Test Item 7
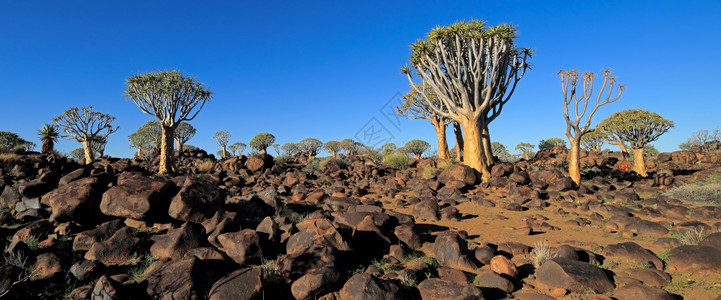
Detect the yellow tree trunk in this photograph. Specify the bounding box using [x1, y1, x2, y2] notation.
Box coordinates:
[632, 148, 647, 177]
[615, 141, 629, 159]
[81, 140, 93, 165]
[460, 118, 490, 181]
[568, 138, 581, 185]
[433, 119, 450, 160]
[159, 126, 175, 174]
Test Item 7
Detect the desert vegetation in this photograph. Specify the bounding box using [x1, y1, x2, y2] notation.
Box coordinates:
[1, 14, 721, 300]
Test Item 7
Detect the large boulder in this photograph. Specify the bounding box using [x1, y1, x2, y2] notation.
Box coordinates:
[150, 222, 207, 259]
[438, 164, 477, 188]
[100, 174, 173, 220]
[208, 267, 263, 300]
[217, 229, 263, 265]
[418, 278, 483, 300]
[41, 176, 102, 223]
[339, 273, 405, 300]
[604, 242, 664, 270]
[73, 219, 124, 251]
[169, 176, 225, 223]
[291, 267, 341, 300]
[84, 227, 140, 266]
[535, 258, 614, 293]
[142, 257, 227, 299]
[613, 283, 675, 300]
[433, 231, 479, 273]
[668, 245, 721, 273]
[286, 218, 351, 255]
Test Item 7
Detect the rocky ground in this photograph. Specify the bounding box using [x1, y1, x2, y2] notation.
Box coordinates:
[1, 145, 720, 300]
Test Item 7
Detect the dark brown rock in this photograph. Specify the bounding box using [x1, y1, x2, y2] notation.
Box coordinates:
[668, 245, 721, 273]
[150, 222, 207, 259]
[612, 283, 675, 300]
[31, 252, 62, 280]
[73, 219, 124, 251]
[286, 218, 350, 255]
[411, 199, 440, 221]
[394, 224, 421, 249]
[84, 226, 140, 265]
[418, 278, 483, 300]
[217, 229, 263, 265]
[142, 257, 226, 299]
[208, 267, 263, 300]
[291, 267, 341, 300]
[42, 177, 102, 223]
[339, 273, 405, 300]
[169, 176, 225, 223]
[438, 164, 477, 188]
[535, 258, 614, 293]
[473, 270, 514, 293]
[605, 242, 664, 270]
[70, 260, 103, 281]
[100, 175, 172, 220]
[434, 231, 479, 273]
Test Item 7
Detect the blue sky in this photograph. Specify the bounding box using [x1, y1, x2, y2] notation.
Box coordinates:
[1, 1, 719, 158]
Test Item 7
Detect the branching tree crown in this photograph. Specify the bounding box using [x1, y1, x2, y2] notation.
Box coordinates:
[174, 122, 196, 152]
[298, 138, 323, 158]
[404, 140, 430, 159]
[324, 140, 341, 157]
[53, 106, 118, 163]
[250, 133, 276, 155]
[598, 109, 674, 149]
[128, 121, 162, 157]
[515, 142, 535, 160]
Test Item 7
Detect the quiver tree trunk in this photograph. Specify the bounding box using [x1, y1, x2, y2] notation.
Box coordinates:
[615, 141, 629, 159]
[175, 138, 184, 153]
[81, 140, 93, 164]
[459, 117, 490, 181]
[453, 122, 464, 162]
[159, 126, 175, 174]
[433, 119, 450, 160]
[222, 147, 227, 159]
[632, 148, 647, 177]
[568, 138, 581, 185]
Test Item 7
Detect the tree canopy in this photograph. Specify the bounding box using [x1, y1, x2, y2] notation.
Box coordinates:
[53, 106, 118, 163]
[250, 132, 276, 155]
[598, 109, 674, 149]
[403, 139, 430, 159]
[538, 137, 566, 151]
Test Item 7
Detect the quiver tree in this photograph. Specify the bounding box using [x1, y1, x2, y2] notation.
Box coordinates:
[298, 138, 323, 160]
[402, 20, 531, 180]
[174, 122, 196, 153]
[598, 109, 673, 177]
[250, 132, 276, 155]
[515, 142, 535, 160]
[380, 142, 397, 156]
[560, 69, 623, 184]
[272, 144, 281, 156]
[340, 139, 362, 155]
[403, 140, 430, 159]
[580, 129, 606, 152]
[89, 135, 107, 157]
[214, 130, 230, 159]
[281, 143, 299, 157]
[324, 140, 341, 158]
[228, 142, 247, 157]
[538, 137, 567, 151]
[125, 70, 212, 174]
[37, 123, 60, 154]
[53, 106, 118, 164]
[397, 84, 451, 160]
[128, 121, 162, 158]
[679, 128, 720, 152]
[491, 142, 512, 162]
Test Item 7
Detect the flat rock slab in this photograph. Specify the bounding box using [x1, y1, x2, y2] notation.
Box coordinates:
[668, 245, 721, 273]
[605, 242, 663, 270]
[535, 258, 614, 293]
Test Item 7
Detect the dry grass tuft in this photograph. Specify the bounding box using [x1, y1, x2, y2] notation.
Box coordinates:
[532, 241, 552, 269]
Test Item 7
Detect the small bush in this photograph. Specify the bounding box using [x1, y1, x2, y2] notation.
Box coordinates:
[532, 241, 552, 269]
[195, 159, 215, 173]
[302, 159, 320, 173]
[319, 157, 348, 169]
[383, 153, 410, 169]
[422, 167, 437, 179]
[679, 227, 708, 245]
[665, 183, 721, 205]
[437, 159, 453, 169]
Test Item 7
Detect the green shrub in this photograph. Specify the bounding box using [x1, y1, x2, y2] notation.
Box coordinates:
[422, 167, 437, 179]
[383, 153, 410, 169]
[302, 158, 321, 173]
[319, 157, 348, 169]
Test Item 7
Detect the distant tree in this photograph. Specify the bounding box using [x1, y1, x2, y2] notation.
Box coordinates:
[644, 144, 660, 156]
[380, 142, 397, 156]
[298, 138, 323, 160]
[89, 135, 107, 157]
[324, 140, 341, 158]
[679, 127, 720, 152]
[515, 142, 535, 160]
[538, 138, 567, 151]
[0, 131, 30, 153]
[228, 142, 247, 157]
[214, 130, 230, 159]
[250, 132, 276, 155]
[598, 109, 673, 177]
[580, 129, 607, 152]
[125, 70, 212, 173]
[37, 123, 60, 154]
[281, 142, 299, 156]
[340, 139, 362, 155]
[54, 106, 118, 164]
[560, 69, 623, 184]
[403, 140, 430, 159]
[402, 20, 531, 180]
[397, 83, 451, 160]
[491, 142, 512, 162]
[128, 121, 162, 158]
[70, 148, 85, 161]
[272, 144, 281, 156]
[174, 122, 196, 152]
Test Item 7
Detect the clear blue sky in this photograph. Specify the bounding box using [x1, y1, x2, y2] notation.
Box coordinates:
[1, 1, 720, 158]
